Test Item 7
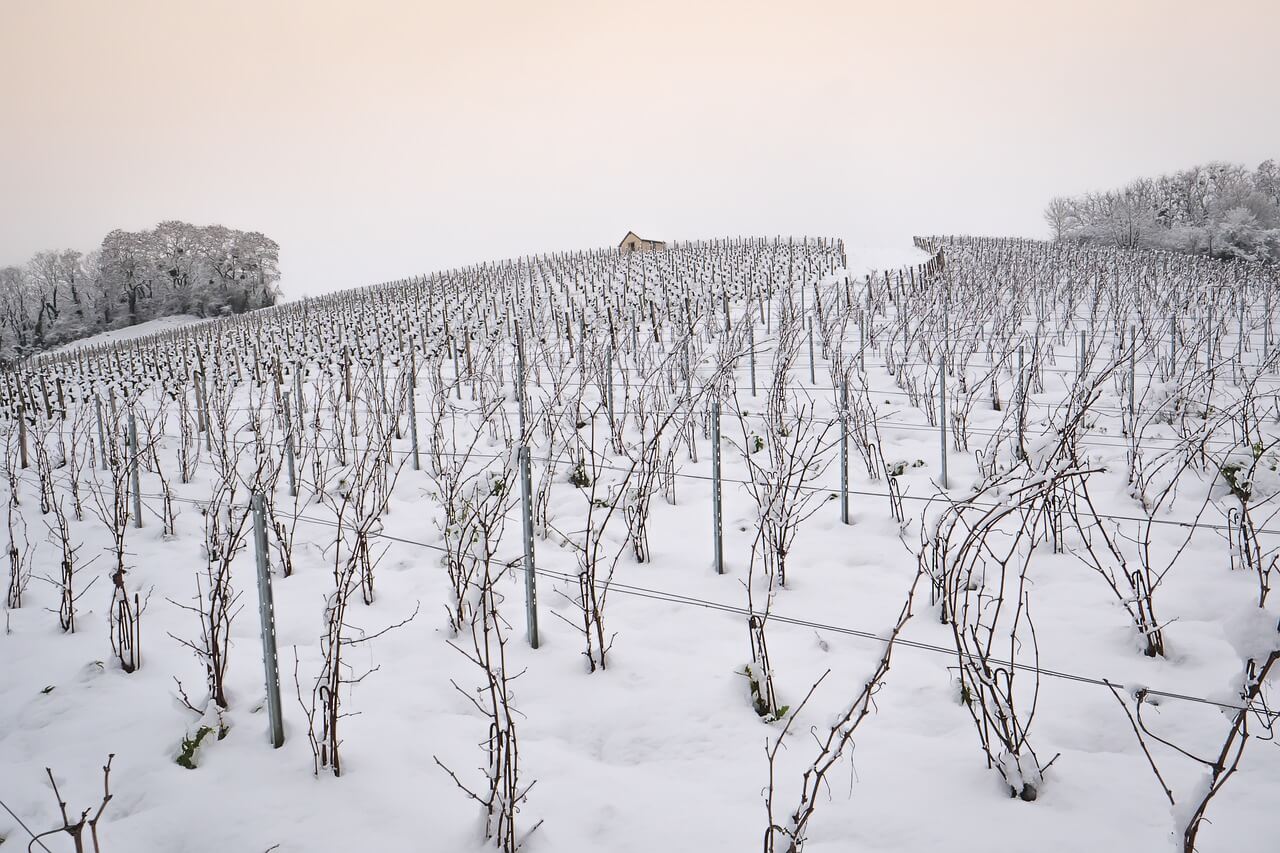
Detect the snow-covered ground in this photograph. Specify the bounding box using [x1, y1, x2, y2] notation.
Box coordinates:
[51, 315, 209, 353]
[844, 244, 930, 277]
[1, 238, 1277, 853]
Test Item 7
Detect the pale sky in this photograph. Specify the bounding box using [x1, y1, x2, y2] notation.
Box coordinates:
[1, 0, 1276, 297]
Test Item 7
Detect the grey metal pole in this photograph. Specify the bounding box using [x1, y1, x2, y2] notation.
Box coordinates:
[1128, 325, 1137, 436]
[605, 346, 615, 429]
[840, 380, 849, 525]
[858, 312, 866, 372]
[200, 376, 211, 453]
[711, 399, 723, 574]
[282, 392, 297, 497]
[939, 354, 949, 489]
[1016, 344, 1025, 460]
[293, 367, 305, 425]
[748, 320, 757, 397]
[450, 332, 462, 400]
[251, 493, 285, 748]
[807, 321, 816, 385]
[128, 411, 142, 528]
[16, 403, 28, 470]
[95, 395, 107, 471]
[1265, 290, 1272, 366]
[193, 374, 206, 435]
[1234, 293, 1244, 384]
[12, 399, 29, 471]
[519, 446, 539, 648]
[407, 352, 420, 472]
[684, 336, 692, 401]
[515, 324, 527, 441]
[1206, 302, 1213, 376]
[684, 337, 696, 463]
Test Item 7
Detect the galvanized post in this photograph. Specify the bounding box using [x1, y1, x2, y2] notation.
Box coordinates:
[1265, 289, 1272, 366]
[684, 335, 692, 401]
[807, 320, 816, 385]
[1016, 344, 1025, 460]
[251, 493, 285, 748]
[1239, 293, 1246, 359]
[200, 376, 211, 453]
[938, 354, 949, 489]
[406, 351, 420, 471]
[450, 331, 462, 400]
[282, 392, 297, 497]
[128, 411, 142, 528]
[292, 367, 305, 424]
[858, 312, 866, 372]
[840, 380, 849, 524]
[1206, 301, 1213, 376]
[684, 335, 696, 463]
[96, 395, 107, 471]
[605, 346, 615, 429]
[515, 324, 528, 441]
[1128, 325, 1137, 436]
[518, 446, 539, 648]
[711, 399, 724, 574]
[17, 404, 28, 470]
[1238, 293, 1245, 383]
[193, 372, 207, 434]
[748, 320, 757, 397]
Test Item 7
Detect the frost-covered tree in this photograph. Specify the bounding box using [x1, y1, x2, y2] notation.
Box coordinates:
[1048, 160, 1280, 263]
[0, 220, 281, 360]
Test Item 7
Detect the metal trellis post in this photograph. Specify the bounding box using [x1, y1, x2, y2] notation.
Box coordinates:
[128, 411, 142, 528]
[519, 446, 539, 648]
[712, 400, 724, 574]
[840, 380, 849, 524]
[251, 493, 285, 749]
[282, 393, 297, 496]
[939, 354, 949, 490]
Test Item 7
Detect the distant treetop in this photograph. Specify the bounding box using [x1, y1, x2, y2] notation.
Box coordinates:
[0, 221, 280, 360]
[1045, 160, 1280, 264]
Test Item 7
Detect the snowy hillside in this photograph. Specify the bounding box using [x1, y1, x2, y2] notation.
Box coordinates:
[2, 236, 1278, 853]
[51, 315, 210, 354]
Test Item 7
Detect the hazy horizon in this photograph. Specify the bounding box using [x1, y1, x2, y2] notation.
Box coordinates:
[2, 0, 1277, 297]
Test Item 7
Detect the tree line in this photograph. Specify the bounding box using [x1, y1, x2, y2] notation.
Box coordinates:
[0, 220, 280, 360]
[1044, 160, 1280, 263]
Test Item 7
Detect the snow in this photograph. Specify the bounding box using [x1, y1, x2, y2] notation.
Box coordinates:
[1, 239, 1278, 853]
[50, 315, 209, 353]
[844, 244, 931, 276]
